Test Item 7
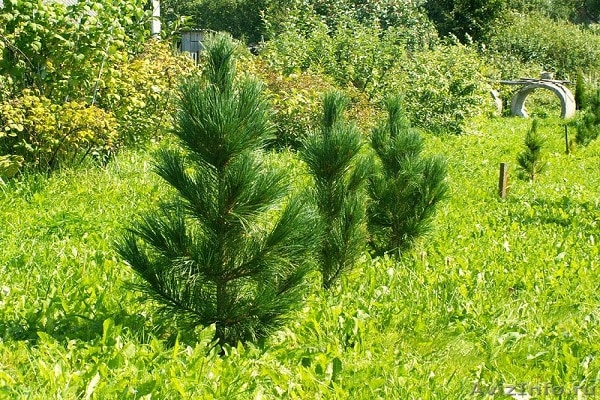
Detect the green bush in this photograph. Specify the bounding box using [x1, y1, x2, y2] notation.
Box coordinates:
[259, 20, 437, 100]
[424, 0, 507, 43]
[487, 11, 600, 79]
[0, 0, 148, 102]
[98, 40, 196, 144]
[0, 91, 118, 171]
[385, 43, 497, 134]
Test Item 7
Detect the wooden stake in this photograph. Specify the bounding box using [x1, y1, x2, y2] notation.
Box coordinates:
[565, 125, 570, 155]
[498, 162, 508, 198]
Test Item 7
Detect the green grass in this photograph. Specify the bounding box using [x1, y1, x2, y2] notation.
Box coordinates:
[1, 117, 600, 398]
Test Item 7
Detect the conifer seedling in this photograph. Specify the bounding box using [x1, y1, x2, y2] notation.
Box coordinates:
[517, 119, 546, 182]
[368, 96, 448, 254]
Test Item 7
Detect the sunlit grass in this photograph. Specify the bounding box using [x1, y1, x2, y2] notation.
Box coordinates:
[1, 116, 599, 398]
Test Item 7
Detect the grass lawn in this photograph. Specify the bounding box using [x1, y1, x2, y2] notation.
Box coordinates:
[1, 116, 599, 399]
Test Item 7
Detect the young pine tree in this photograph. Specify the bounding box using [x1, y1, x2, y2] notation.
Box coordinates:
[368, 96, 448, 254]
[576, 87, 600, 146]
[116, 34, 318, 346]
[575, 69, 586, 111]
[301, 91, 372, 290]
[517, 119, 546, 182]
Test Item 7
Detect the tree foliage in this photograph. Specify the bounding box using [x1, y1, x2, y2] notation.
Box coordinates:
[116, 34, 318, 345]
[0, 1, 195, 174]
[423, 0, 507, 43]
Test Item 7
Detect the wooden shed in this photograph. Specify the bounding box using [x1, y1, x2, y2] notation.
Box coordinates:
[180, 29, 207, 63]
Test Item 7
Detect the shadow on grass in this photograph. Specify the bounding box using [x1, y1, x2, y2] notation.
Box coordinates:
[0, 308, 149, 344]
[506, 195, 598, 230]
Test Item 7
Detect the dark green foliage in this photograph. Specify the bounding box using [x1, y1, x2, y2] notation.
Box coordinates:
[423, 0, 506, 43]
[517, 119, 546, 181]
[163, 0, 268, 43]
[116, 34, 318, 346]
[576, 88, 600, 145]
[575, 70, 586, 110]
[368, 96, 448, 254]
[301, 91, 371, 289]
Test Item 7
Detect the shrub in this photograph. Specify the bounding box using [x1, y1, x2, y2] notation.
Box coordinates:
[259, 19, 436, 100]
[246, 58, 336, 150]
[0, 0, 149, 102]
[368, 96, 448, 253]
[385, 43, 496, 134]
[487, 11, 600, 79]
[0, 91, 118, 171]
[300, 91, 372, 289]
[116, 34, 318, 345]
[98, 40, 196, 144]
[423, 0, 507, 43]
[264, 0, 435, 42]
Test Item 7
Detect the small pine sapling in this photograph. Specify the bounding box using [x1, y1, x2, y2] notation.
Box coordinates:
[517, 119, 546, 182]
[576, 87, 600, 146]
[368, 96, 448, 254]
[300, 91, 372, 290]
[575, 69, 586, 111]
[116, 34, 318, 346]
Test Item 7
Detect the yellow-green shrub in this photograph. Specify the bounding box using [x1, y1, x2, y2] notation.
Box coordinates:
[99, 40, 197, 144]
[0, 91, 118, 171]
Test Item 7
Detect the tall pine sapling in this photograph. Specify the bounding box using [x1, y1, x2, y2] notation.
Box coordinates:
[116, 34, 318, 346]
[517, 119, 546, 182]
[368, 96, 448, 254]
[301, 91, 371, 290]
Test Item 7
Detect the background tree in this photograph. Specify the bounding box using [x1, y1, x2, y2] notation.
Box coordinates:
[423, 0, 507, 43]
[116, 34, 318, 345]
[162, 0, 269, 43]
[368, 96, 448, 254]
[301, 91, 371, 289]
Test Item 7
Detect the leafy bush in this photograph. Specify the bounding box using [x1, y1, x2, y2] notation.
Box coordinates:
[368, 96, 448, 253]
[0, 0, 149, 102]
[385, 43, 497, 134]
[487, 11, 600, 79]
[117, 34, 318, 345]
[300, 91, 371, 289]
[98, 40, 196, 144]
[265, 0, 434, 41]
[0, 91, 118, 171]
[0, 2, 196, 173]
[259, 20, 437, 100]
[245, 57, 336, 149]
